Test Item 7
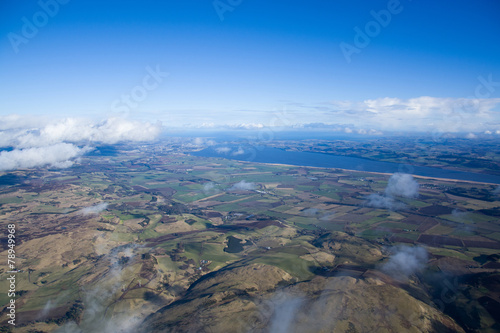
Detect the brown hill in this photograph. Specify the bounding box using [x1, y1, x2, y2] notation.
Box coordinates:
[141, 264, 464, 333]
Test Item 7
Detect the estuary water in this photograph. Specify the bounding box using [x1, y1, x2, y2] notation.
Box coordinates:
[191, 146, 500, 184]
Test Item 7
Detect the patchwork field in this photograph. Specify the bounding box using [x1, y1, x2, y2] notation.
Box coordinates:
[0, 142, 499, 332]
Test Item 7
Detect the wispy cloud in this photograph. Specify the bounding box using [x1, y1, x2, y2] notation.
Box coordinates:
[56, 244, 144, 333]
[229, 180, 256, 191]
[324, 97, 500, 132]
[79, 203, 108, 216]
[231, 147, 245, 156]
[149, 97, 500, 132]
[267, 292, 304, 333]
[215, 147, 231, 154]
[365, 193, 406, 211]
[202, 182, 220, 195]
[365, 173, 419, 211]
[382, 245, 428, 281]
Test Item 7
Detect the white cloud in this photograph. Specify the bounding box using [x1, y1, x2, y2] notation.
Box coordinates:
[130, 97, 500, 132]
[365, 193, 406, 211]
[451, 209, 469, 222]
[0, 143, 89, 171]
[0, 114, 50, 130]
[232, 147, 245, 156]
[382, 245, 428, 281]
[326, 97, 500, 132]
[215, 147, 231, 154]
[384, 173, 419, 198]
[0, 116, 161, 171]
[202, 182, 220, 195]
[365, 173, 418, 211]
[79, 203, 108, 216]
[0, 116, 161, 148]
[192, 137, 204, 146]
[227, 123, 265, 129]
[229, 180, 256, 191]
[56, 244, 143, 332]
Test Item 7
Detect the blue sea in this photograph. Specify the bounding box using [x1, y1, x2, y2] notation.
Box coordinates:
[192, 145, 500, 184]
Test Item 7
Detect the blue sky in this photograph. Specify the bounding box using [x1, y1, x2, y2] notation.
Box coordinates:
[1, 0, 500, 131]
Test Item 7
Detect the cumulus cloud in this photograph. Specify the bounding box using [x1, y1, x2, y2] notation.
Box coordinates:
[232, 147, 245, 156]
[229, 180, 256, 191]
[79, 203, 108, 216]
[382, 245, 428, 281]
[215, 147, 231, 154]
[0, 143, 89, 171]
[192, 137, 215, 146]
[365, 193, 406, 211]
[365, 173, 418, 211]
[0, 116, 161, 148]
[384, 173, 419, 198]
[202, 182, 220, 195]
[0, 116, 161, 171]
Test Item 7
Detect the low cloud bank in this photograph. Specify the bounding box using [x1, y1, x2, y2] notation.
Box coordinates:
[0, 116, 161, 171]
[0, 116, 161, 148]
[0, 143, 90, 171]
